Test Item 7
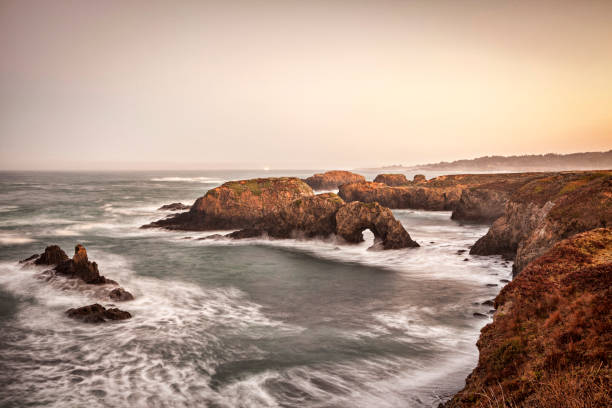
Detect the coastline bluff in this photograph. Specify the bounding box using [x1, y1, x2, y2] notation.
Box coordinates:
[146, 177, 418, 249]
[445, 228, 612, 407]
[470, 171, 612, 274]
[304, 170, 366, 190]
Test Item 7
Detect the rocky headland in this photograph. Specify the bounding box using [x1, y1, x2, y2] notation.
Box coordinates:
[146, 177, 418, 249]
[471, 171, 612, 274]
[446, 228, 611, 407]
[304, 170, 366, 190]
[229, 193, 419, 249]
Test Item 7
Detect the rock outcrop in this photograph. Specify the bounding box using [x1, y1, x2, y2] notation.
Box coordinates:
[21, 244, 134, 300]
[66, 303, 132, 323]
[335, 201, 419, 249]
[304, 170, 365, 190]
[229, 193, 419, 249]
[158, 202, 190, 211]
[338, 181, 461, 210]
[340, 173, 551, 213]
[446, 228, 611, 407]
[143, 177, 314, 231]
[471, 171, 612, 274]
[373, 173, 410, 186]
[54, 244, 114, 284]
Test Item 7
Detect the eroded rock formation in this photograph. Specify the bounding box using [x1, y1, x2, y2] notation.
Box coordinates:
[446, 228, 611, 407]
[335, 201, 419, 249]
[229, 193, 419, 249]
[304, 170, 365, 190]
[143, 177, 314, 230]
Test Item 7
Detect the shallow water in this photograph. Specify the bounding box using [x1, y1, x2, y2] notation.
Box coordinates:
[0, 171, 510, 407]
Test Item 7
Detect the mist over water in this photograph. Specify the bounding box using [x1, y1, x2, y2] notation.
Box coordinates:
[0, 171, 510, 407]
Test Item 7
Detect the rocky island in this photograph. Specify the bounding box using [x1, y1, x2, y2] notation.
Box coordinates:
[146, 177, 418, 249]
[304, 170, 366, 190]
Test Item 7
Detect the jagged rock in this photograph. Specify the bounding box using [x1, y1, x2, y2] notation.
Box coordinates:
[158, 202, 190, 211]
[23, 245, 70, 266]
[304, 171, 365, 190]
[473, 312, 488, 318]
[373, 173, 410, 186]
[54, 244, 113, 284]
[335, 201, 419, 249]
[109, 287, 134, 301]
[19, 254, 39, 264]
[66, 303, 131, 323]
[143, 177, 314, 231]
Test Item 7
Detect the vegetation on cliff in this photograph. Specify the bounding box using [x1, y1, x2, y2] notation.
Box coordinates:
[304, 170, 366, 190]
[447, 228, 611, 407]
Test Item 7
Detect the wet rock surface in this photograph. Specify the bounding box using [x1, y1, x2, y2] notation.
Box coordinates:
[158, 202, 190, 211]
[66, 304, 132, 323]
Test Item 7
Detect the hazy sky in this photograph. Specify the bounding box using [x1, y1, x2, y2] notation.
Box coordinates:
[1, 0, 611, 170]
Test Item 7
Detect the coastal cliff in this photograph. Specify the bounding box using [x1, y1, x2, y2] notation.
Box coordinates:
[471, 171, 612, 274]
[446, 228, 611, 407]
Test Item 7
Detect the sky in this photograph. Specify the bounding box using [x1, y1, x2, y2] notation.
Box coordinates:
[1, 0, 611, 170]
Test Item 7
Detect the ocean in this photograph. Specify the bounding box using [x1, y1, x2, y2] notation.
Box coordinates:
[0, 170, 510, 407]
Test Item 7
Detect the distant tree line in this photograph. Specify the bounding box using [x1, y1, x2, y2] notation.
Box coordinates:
[390, 150, 612, 171]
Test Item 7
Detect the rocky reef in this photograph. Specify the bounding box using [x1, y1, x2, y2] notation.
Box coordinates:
[66, 304, 132, 323]
[158, 202, 190, 211]
[21, 244, 134, 322]
[228, 193, 419, 249]
[471, 171, 612, 274]
[144, 177, 314, 230]
[446, 228, 611, 407]
[304, 170, 365, 190]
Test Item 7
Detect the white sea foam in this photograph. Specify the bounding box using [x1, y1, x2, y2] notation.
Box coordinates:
[0, 205, 19, 213]
[151, 176, 225, 184]
[0, 251, 300, 407]
[0, 232, 35, 245]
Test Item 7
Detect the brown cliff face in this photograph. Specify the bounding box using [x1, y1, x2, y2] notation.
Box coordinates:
[144, 177, 314, 231]
[471, 171, 612, 274]
[335, 201, 419, 249]
[338, 181, 461, 210]
[229, 193, 419, 250]
[304, 170, 366, 190]
[446, 228, 611, 407]
[340, 173, 551, 213]
[373, 173, 410, 186]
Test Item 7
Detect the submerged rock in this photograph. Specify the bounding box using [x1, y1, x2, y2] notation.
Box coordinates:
[109, 287, 134, 301]
[304, 170, 365, 190]
[158, 202, 190, 211]
[66, 303, 131, 323]
[143, 177, 314, 231]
